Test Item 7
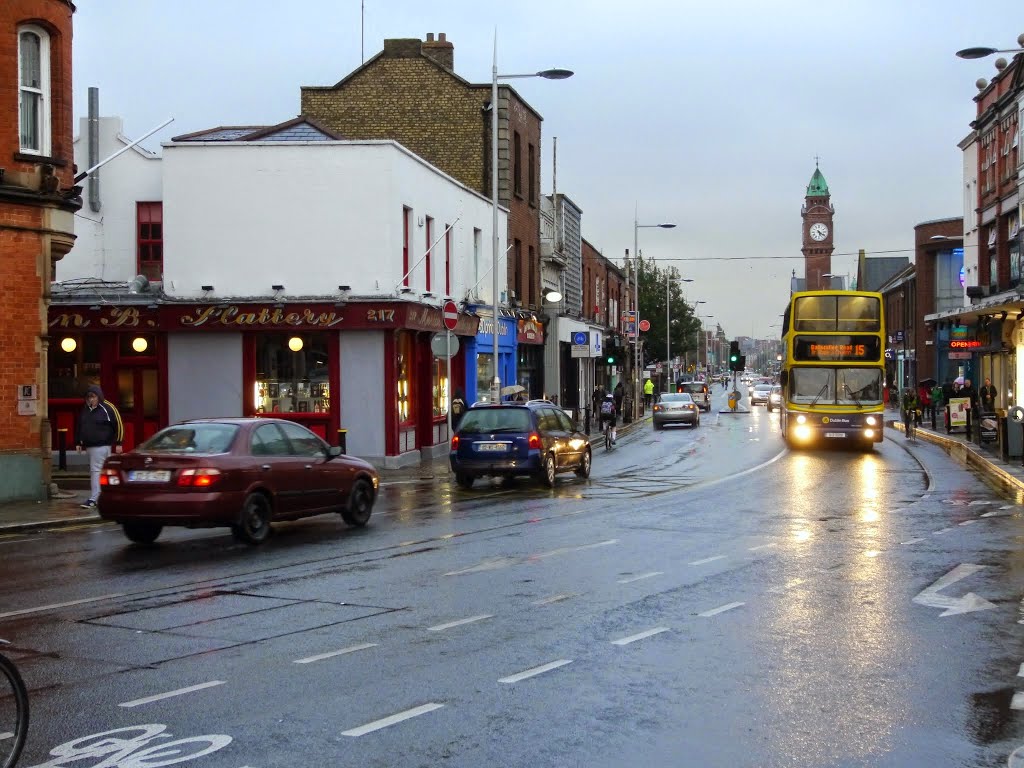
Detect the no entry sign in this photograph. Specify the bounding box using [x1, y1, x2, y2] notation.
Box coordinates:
[442, 300, 459, 331]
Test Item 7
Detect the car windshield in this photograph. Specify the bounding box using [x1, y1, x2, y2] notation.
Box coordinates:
[458, 408, 533, 433]
[661, 394, 693, 403]
[140, 424, 238, 453]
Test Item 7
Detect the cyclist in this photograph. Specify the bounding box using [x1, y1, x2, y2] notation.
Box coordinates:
[598, 393, 617, 449]
[902, 387, 920, 440]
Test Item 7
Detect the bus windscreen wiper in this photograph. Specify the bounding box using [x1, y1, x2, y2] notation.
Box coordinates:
[810, 382, 830, 408]
[843, 381, 863, 408]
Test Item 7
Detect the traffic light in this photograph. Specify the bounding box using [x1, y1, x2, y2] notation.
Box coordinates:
[604, 346, 621, 366]
[728, 341, 741, 371]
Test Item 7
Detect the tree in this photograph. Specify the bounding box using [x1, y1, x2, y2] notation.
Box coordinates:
[629, 253, 700, 384]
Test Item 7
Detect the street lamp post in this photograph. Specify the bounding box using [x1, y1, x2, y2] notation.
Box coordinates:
[666, 270, 693, 391]
[697, 314, 714, 373]
[955, 36, 1024, 59]
[489, 35, 572, 403]
[632, 214, 675, 418]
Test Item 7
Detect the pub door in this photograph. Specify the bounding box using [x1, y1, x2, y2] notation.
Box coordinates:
[117, 366, 159, 449]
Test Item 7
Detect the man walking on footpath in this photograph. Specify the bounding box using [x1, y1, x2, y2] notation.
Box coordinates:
[75, 385, 124, 509]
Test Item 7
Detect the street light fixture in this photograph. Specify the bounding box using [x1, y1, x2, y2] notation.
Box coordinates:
[630, 216, 676, 417]
[489, 34, 573, 403]
[955, 35, 1024, 59]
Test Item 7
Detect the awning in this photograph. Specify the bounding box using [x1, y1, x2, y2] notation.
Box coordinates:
[924, 287, 1024, 325]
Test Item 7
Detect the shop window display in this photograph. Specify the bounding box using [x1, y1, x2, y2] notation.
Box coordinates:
[254, 333, 330, 414]
[397, 331, 414, 425]
[432, 358, 449, 418]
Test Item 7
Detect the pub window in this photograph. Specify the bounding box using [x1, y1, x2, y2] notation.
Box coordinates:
[18, 25, 50, 155]
[432, 358, 448, 419]
[425, 216, 434, 292]
[137, 202, 164, 281]
[49, 334, 102, 398]
[402, 206, 412, 287]
[528, 245, 536, 306]
[254, 333, 330, 415]
[513, 239, 523, 303]
[397, 331, 415, 426]
[528, 143, 536, 204]
[513, 131, 522, 197]
[445, 225, 452, 297]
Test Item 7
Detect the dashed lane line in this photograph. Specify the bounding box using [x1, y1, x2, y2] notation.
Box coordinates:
[119, 680, 226, 708]
[617, 571, 663, 584]
[342, 703, 445, 737]
[933, 528, 953, 535]
[748, 543, 778, 552]
[698, 602, 745, 618]
[427, 614, 494, 632]
[498, 659, 573, 684]
[611, 627, 670, 646]
[293, 643, 378, 664]
[689, 555, 726, 566]
[0, 593, 126, 620]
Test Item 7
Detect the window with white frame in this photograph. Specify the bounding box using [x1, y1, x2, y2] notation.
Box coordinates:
[18, 25, 50, 155]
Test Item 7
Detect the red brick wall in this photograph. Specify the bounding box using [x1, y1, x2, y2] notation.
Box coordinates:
[505, 90, 542, 313]
[914, 219, 963, 382]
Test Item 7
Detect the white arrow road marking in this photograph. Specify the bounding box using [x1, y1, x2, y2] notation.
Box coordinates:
[498, 659, 573, 683]
[912, 564, 997, 617]
[611, 627, 670, 646]
[699, 602, 745, 617]
[119, 680, 225, 708]
[342, 703, 445, 737]
[689, 555, 726, 566]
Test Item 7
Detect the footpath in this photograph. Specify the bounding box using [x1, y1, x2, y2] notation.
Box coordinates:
[0, 413, 652, 534]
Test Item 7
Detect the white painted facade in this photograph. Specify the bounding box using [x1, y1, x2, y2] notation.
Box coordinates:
[59, 117, 163, 282]
[161, 140, 505, 305]
[960, 130, 979, 302]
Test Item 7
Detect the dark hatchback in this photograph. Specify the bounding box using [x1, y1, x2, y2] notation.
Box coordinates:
[98, 419, 379, 545]
[450, 401, 591, 488]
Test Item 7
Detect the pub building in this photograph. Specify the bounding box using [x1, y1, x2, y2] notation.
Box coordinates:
[47, 290, 479, 468]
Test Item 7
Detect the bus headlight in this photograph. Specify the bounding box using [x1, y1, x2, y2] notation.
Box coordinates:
[796, 414, 807, 425]
[866, 416, 877, 426]
[795, 424, 812, 440]
[864, 429, 875, 439]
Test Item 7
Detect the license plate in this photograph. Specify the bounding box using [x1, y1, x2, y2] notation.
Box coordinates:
[475, 443, 509, 453]
[127, 470, 171, 482]
[824, 432, 846, 438]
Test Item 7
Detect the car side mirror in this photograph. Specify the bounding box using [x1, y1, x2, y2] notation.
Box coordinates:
[327, 445, 343, 459]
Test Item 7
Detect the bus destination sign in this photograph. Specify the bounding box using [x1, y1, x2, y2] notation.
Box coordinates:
[793, 335, 882, 362]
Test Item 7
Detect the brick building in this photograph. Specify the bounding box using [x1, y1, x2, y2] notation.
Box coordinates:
[300, 34, 547, 393]
[0, 0, 80, 501]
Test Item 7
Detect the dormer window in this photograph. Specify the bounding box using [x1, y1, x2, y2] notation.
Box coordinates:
[18, 25, 51, 155]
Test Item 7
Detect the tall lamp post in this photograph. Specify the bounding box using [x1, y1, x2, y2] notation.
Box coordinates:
[697, 313, 714, 373]
[489, 36, 572, 403]
[632, 216, 675, 418]
[666, 270, 693, 391]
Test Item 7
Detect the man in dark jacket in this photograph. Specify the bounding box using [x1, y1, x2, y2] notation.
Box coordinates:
[75, 385, 124, 509]
[612, 382, 625, 424]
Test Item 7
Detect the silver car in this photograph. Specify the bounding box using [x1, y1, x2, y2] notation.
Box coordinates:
[767, 384, 782, 412]
[653, 392, 700, 429]
[750, 383, 773, 406]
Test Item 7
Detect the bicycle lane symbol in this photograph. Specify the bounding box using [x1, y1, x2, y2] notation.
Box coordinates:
[24, 724, 232, 768]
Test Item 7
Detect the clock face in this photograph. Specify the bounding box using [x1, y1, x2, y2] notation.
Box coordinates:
[809, 222, 829, 241]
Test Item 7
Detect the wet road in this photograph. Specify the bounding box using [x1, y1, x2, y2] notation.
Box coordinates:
[4, 386, 1024, 766]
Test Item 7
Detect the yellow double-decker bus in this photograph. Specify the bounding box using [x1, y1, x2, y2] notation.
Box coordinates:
[779, 290, 886, 449]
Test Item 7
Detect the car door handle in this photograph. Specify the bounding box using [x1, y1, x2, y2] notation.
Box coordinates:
[305, 464, 314, 470]
[260, 464, 271, 471]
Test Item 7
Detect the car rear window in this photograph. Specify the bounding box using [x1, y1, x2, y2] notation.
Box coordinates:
[661, 394, 693, 403]
[682, 383, 707, 394]
[141, 424, 238, 453]
[458, 408, 533, 433]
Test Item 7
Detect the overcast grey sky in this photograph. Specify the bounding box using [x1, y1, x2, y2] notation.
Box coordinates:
[71, 1, 1021, 339]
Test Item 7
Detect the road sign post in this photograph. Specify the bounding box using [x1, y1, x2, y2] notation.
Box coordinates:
[442, 301, 459, 435]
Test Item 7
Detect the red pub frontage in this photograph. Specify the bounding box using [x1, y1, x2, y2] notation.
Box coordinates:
[47, 297, 478, 466]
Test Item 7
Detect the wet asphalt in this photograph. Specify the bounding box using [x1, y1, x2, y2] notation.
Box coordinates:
[4, 387, 1024, 767]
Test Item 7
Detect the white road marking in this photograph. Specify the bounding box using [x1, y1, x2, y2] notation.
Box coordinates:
[969, 500, 993, 506]
[342, 702, 445, 737]
[498, 659, 573, 683]
[1017, 662, 1024, 677]
[293, 643, 377, 664]
[0, 593, 126, 620]
[532, 593, 576, 605]
[1001, 505, 1016, 510]
[699, 602, 745, 617]
[901, 538, 924, 545]
[959, 520, 978, 526]
[534, 539, 618, 560]
[0, 732, 12, 741]
[427, 614, 493, 632]
[933, 528, 953, 535]
[119, 680, 225, 708]
[444, 539, 617, 576]
[912, 563, 997, 617]
[689, 555, 726, 566]
[611, 627, 670, 646]
[617, 571, 663, 584]
[1013, 692, 1024, 710]
[748, 543, 778, 552]
[983, 510, 1008, 517]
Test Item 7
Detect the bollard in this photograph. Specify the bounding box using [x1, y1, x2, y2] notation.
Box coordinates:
[337, 428, 347, 454]
[57, 428, 68, 471]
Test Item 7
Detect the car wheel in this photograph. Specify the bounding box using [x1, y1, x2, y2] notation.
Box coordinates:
[575, 448, 592, 478]
[342, 478, 374, 527]
[122, 521, 162, 544]
[455, 472, 474, 489]
[232, 492, 272, 545]
[540, 453, 557, 487]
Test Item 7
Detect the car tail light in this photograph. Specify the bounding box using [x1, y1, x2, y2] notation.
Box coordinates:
[99, 468, 121, 486]
[653, 404, 662, 412]
[451, 435, 460, 450]
[177, 468, 222, 487]
[528, 432, 541, 449]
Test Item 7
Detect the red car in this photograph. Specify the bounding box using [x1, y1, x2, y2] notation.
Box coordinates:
[97, 419, 379, 545]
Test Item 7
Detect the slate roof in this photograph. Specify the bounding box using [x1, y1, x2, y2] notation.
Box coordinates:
[171, 116, 343, 143]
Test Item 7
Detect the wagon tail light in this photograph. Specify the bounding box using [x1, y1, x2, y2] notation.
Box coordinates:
[451, 435, 460, 450]
[177, 468, 223, 487]
[528, 432, 542, 449]
[653, 404, 662, 411]
[99, 468, 121, 486]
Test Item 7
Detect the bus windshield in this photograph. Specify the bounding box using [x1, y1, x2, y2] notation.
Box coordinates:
[789, 368, 883, 407]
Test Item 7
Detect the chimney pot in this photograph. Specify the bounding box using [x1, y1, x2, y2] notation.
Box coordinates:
[439, 32, 446, 42]
[426, 33, 434, 42]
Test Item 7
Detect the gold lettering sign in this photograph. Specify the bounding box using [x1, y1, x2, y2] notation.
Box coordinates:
[179, 305, 344, 328]
[99, 307, 141, 327]
[49, 313, 89, 329]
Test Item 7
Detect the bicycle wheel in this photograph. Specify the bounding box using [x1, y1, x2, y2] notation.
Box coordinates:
[0, 651, 29, 768]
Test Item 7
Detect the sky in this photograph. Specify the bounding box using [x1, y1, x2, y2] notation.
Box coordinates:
[70, 0, 1022, 340]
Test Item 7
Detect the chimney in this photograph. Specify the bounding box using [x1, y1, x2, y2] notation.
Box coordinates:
[382, 38, 423, 58]
[421, 32, 454, 71]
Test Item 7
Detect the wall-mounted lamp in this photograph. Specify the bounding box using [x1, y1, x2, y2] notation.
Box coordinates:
[338, 285, 351, 293]
[60, 337, 77, 353]
[422, 291, 435, 300]
[544, 290, 563, 303]
[288, 336, 304, 352]
[272, 284, 285, 292]
[399, 287, 414, 294]
[132, 337, 149, 353]
[201, 285, 214, 292]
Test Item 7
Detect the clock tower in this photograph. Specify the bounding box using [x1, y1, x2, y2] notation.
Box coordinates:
[801, 163, 835, 290]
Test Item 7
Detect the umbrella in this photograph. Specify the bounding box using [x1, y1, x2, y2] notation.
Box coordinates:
[955, 376, 965, 386]
[918, 377, 937, 388]
[500, 384, 526, 396]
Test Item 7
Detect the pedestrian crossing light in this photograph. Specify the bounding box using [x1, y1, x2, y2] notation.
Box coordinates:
[728, 340, 741, 371]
